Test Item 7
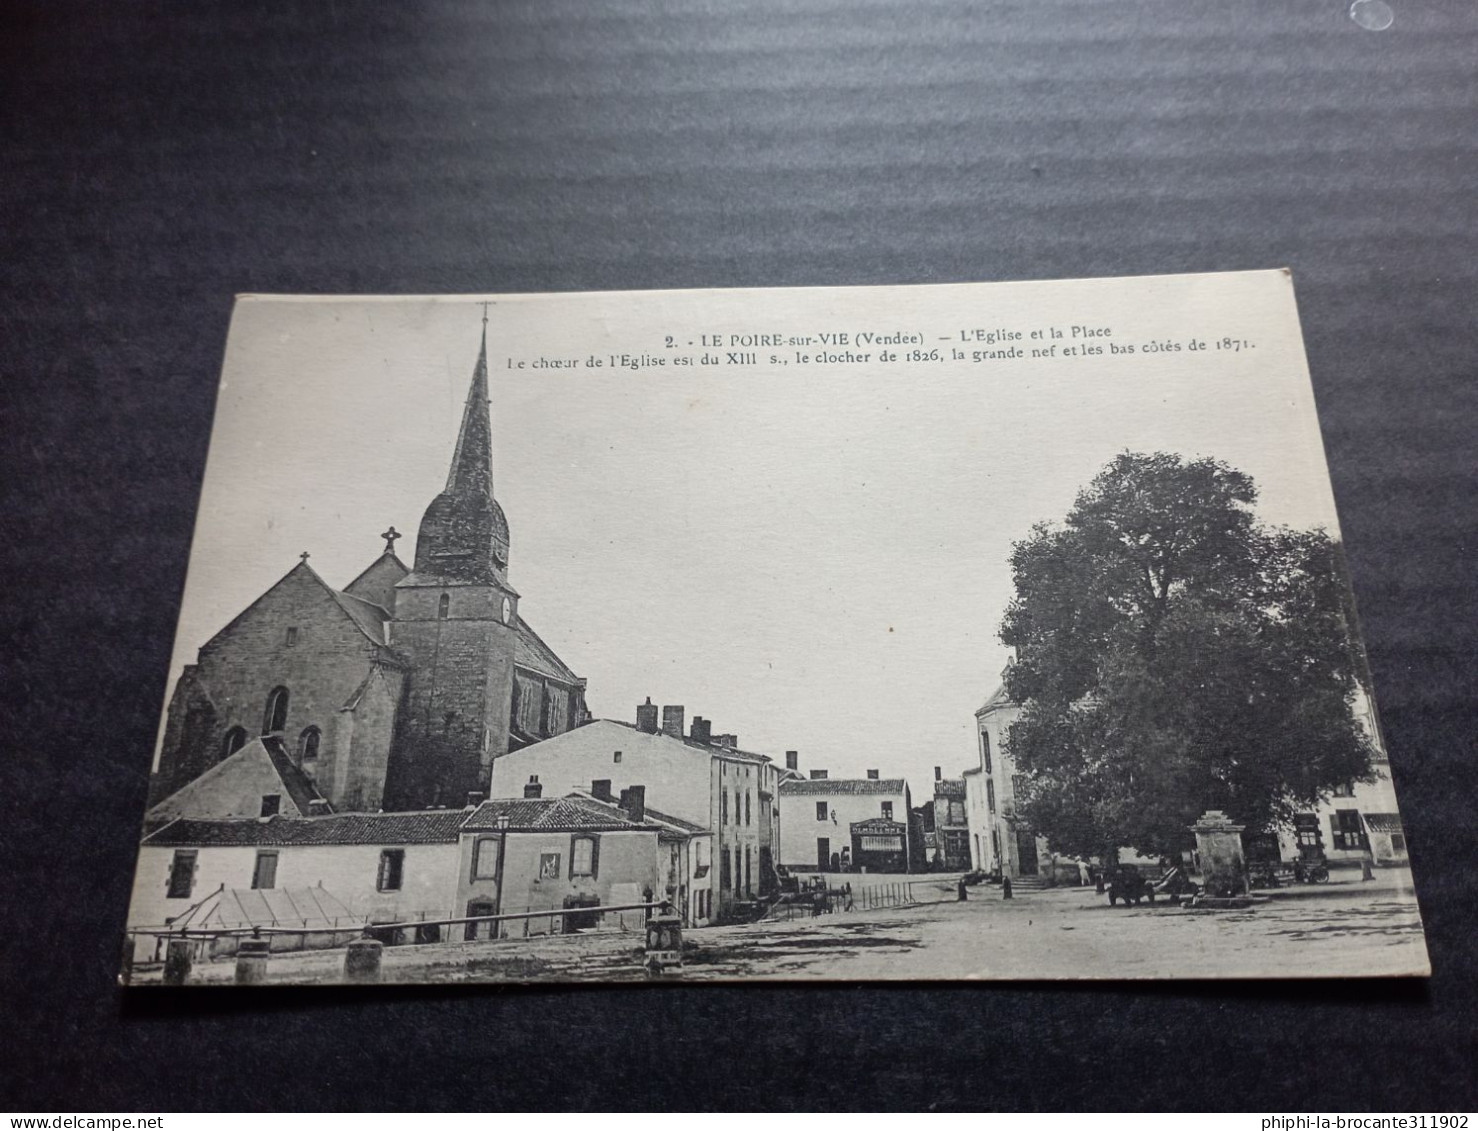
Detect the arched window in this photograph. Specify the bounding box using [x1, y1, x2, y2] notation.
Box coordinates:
[262, 686, 289, 734]
[298, 726, 321, 763]
[438, 593, 450, 619]
[221, 726, 248, 758]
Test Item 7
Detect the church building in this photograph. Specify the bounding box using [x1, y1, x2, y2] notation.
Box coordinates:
[151, 321, 588, 815]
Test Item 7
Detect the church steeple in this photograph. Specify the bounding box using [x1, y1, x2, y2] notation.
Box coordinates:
[445, 313, 494, 499]
[406, 314, 512, 583]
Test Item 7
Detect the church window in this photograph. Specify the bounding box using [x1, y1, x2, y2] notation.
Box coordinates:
[438, 593, 450, 619]
[221, 727, 247, 758]
[285, 627, 298, 647]
[981, 731, 992, 774]
[377, 849, 405, 892]
[815, 802, 828, 822]
[166, 850, 197, 899]
[251, 851, 278, 890]
[262, 686, 289, 734]
[571, 836, 597, 878]
[472, 837, 500, 881]
[260, 794, 281, 817]
[881, 801, 894, 821]
[298, 726, 320, 763]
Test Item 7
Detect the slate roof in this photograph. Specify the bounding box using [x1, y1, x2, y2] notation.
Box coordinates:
[780, 777, 908, 796]
[331, 589, 391, 645]
[600, 719, 773, 765]
[147, 736, 330, 821]
[142, 809, 469, 847]
[513, 617, 581, 683]
[976, 680, 1015, 716]
[1362, 812, 1404, 834]
[259, 736, 331, 815]
[462, 794, 656, 833]
[641, 805, 710, 836]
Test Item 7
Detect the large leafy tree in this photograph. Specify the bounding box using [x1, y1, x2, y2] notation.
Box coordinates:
[1000, 452, 1376, 860]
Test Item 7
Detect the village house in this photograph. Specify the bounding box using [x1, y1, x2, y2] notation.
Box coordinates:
[777, 769, 915, 873]
[128, 785, 708, 964]
[456, 786, 713, 934]
[488, 702, 781, 919]
[1277, 688, 1409, 869]
[966, 665, 1064, 885]
[128, 809, 470, 960]
[930, 768, 971, 871]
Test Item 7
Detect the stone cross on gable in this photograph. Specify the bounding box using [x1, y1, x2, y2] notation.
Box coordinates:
[299, 551, 311, 563]
[381, 526, 402, 554]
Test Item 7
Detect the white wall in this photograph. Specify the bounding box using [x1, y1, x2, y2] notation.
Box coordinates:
[777, 785, 909, 870]
[128, 841, 461, 931]
[490, 721, 713, 826]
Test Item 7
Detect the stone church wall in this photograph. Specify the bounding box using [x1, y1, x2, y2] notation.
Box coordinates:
[159, 567, 390, 803]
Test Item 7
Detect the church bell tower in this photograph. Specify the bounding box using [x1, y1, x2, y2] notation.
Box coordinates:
[383, 312, 520, 809]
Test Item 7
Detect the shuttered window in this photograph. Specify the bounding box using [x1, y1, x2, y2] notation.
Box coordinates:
[251, 851, 278, 890]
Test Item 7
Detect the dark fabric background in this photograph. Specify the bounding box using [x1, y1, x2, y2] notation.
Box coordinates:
[2, 0, 1474, 1112]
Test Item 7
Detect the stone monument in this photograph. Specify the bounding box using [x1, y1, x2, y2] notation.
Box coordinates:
[1190, 810, 1248, 897]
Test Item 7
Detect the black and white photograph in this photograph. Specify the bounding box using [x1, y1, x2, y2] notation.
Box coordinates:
[122, 271, 1429, 986]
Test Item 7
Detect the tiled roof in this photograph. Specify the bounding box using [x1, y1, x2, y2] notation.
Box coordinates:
[780, 778, 907, 796]
[142, 809, 468, 847]
[1363, 812, 1404, 834]
[260, 736, 331, 815]
[514, 617, 580, 683]
[934, 779, 967, 799]
[462, 795, 655, 833]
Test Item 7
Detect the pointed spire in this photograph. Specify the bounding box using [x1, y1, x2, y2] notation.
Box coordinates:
[445, 307, 493, 498]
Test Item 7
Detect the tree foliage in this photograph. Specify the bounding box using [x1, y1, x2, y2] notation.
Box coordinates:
[1000, 452, 1376, 859]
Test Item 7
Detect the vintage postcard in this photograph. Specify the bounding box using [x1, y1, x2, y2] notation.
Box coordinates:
[123, 270, 1429, 985]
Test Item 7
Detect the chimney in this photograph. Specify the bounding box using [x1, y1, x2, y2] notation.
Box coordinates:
[465, 790, 485, 808]
[523, 775, 543, 799]
[715, 734, 738, 749]
[661, 705, 685, 738]
[934, 765, 942, 782]
[690, 716, 712, 744]
[636, 697, 659, 733]
[867, 769, 880, 780]
[591, 779, 613, 802]
[621, 784, 646, 824]
[809, 769, 828, 780]
[785, 750, 798, 771]
[307, 799, 330, 816]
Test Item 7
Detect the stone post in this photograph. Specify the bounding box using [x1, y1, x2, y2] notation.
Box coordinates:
[344, 938, 384, 984]
[162, 938, 193, 986]
[1002, 876, 1013, 900]
[234, 937, 271, 985]
[1190, 810, 1248, 897]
